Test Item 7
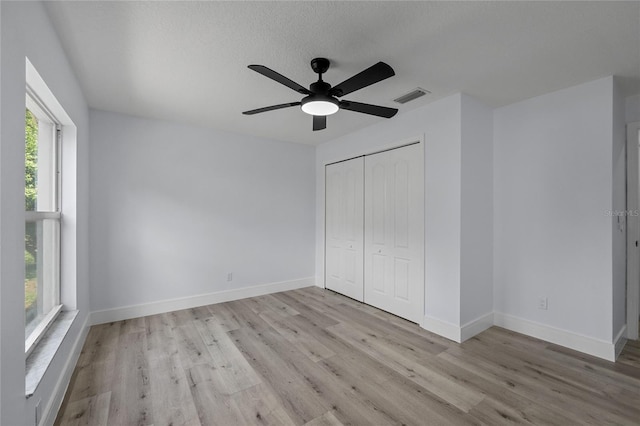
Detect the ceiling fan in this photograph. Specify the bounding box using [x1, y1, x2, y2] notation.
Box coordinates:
[242, 58, 398, 131]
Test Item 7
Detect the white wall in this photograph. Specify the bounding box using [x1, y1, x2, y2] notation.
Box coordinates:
[0, 2, 90, 424]
[460, 94, 494, 326]
[316, 94, 494, 337]
[625, 94, 640, 323]
[494, 77, 616, 343]
[89, 110, 315, 314]
[612, 80, 627, 338]
[626, 93, 640, 123]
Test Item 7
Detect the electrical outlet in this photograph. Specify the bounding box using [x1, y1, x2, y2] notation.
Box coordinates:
[227, 272, 233, 282]
[538, 297, 548, 310]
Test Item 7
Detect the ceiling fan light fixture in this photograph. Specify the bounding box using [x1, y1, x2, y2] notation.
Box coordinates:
[243, 59, 398, 130]
[300, 96, 339, 116]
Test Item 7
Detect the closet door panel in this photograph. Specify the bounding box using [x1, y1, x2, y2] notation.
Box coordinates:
[364, 144, 424, 323]
[325, 157, 364, 301]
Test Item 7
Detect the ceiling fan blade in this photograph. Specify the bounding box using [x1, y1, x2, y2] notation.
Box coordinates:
[339, 100, 398, 118]
[313, 115, 326, 131]
[329, 62, 395, 97]
[248, 65, 311, 95]
[242, 102, 301, 115]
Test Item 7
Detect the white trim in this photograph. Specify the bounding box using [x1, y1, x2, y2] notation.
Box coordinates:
[421, 312, 494, 343]
[614, 325, 628, 359]
[421, 315, 462, 343]
[89, 277, 314, 325]
[494, 312, 617, 361]
[40, 313, 90, 426]
[25, 211, 61, 222]
[322, 134, 425, 169]
[627, 121, 640, 340]
[460, 312, 494, 342]
[26, 58, 73, 126]
[25, 304, 62, 356]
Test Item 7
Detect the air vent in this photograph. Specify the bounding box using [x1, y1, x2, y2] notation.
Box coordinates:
[393, 88, 430, 104]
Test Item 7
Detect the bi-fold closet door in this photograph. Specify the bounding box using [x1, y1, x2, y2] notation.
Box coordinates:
[325, 143, 424, 323]
[325, 157, 365, 301]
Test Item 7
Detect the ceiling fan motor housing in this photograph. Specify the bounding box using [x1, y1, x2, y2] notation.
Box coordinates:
[310, 57, 331, 75]
[310, 80, 331, 93]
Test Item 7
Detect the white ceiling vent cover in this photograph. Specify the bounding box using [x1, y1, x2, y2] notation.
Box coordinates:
[394, 88, 430, 104]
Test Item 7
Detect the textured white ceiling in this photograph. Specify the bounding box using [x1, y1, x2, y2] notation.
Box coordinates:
[45, 1, 640, 145]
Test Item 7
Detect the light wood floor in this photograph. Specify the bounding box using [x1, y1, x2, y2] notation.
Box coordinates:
[55, 287, 640, 425]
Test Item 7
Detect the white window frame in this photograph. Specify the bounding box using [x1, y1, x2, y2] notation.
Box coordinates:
[24, 80, 63, 356]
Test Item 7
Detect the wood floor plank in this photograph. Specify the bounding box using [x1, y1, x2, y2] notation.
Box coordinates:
[107, 331, 154, 425]
[293, 287, 451, 354]
[316, 353, 479, 426]
[259, 293, 301, 316]
[243, 293, 301, 318]
[234, 326, 399, 426]
[145, 313, 177, 353]
[56, 288, 640, 426]
[442, 343, 636, 425]
[224, 299, 272, 332]
[119, 316, 146, 336]
[200, 303, 244, 332]
[174, 323, 212, 369]
[228, 326, 331, 424]
[66, 323, 121, 402]
[326, 322, 485, 413]
[545, 338, 640, 382]
[228, 383, 297, 426]
[270, 292, 340, 329]
[185, 363, 245, 426]
[303, 411, 344, 426]
[259, 310, 336, 362]
[467, 396, 532, 425]
[165, 309, 198, 328]
[465, 333, 640, 418]
[56, 391, 111, 426]
[437, 348, 583, 425]
[400, 341, 578, 425]
[193, 318, 262, 394]
[146, 350, 200, 426]
[76, 322, 122, 369]
[475, 329, 640, 405]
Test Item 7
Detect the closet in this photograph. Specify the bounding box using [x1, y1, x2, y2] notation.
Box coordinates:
[325, 142, 424, 323]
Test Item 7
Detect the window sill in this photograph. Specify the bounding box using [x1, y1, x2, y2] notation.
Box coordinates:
[25, 310, 78, 398]
[25, 305, 63, 357]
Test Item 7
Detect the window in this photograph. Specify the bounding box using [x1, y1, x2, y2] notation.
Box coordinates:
[24, 90, 62, 354]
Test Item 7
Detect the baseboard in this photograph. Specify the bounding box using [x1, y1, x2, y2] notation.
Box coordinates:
[614, 325, 628, 360]
[421, 312, 494, 343]
[494, 312, 617, 361]
[89, 277, 314, 325]
[421, 315, 462, 342]
[41, 313, 90, 426]
[460, 312, 494, 342]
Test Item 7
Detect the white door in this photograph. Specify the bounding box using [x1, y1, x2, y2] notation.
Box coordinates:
[325, 157, 364, 301]
[364, 144, 424, 323]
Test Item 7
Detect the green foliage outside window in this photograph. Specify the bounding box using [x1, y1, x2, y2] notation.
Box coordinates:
[25, 109, 38, 211]
[25, 109, 38, 309]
